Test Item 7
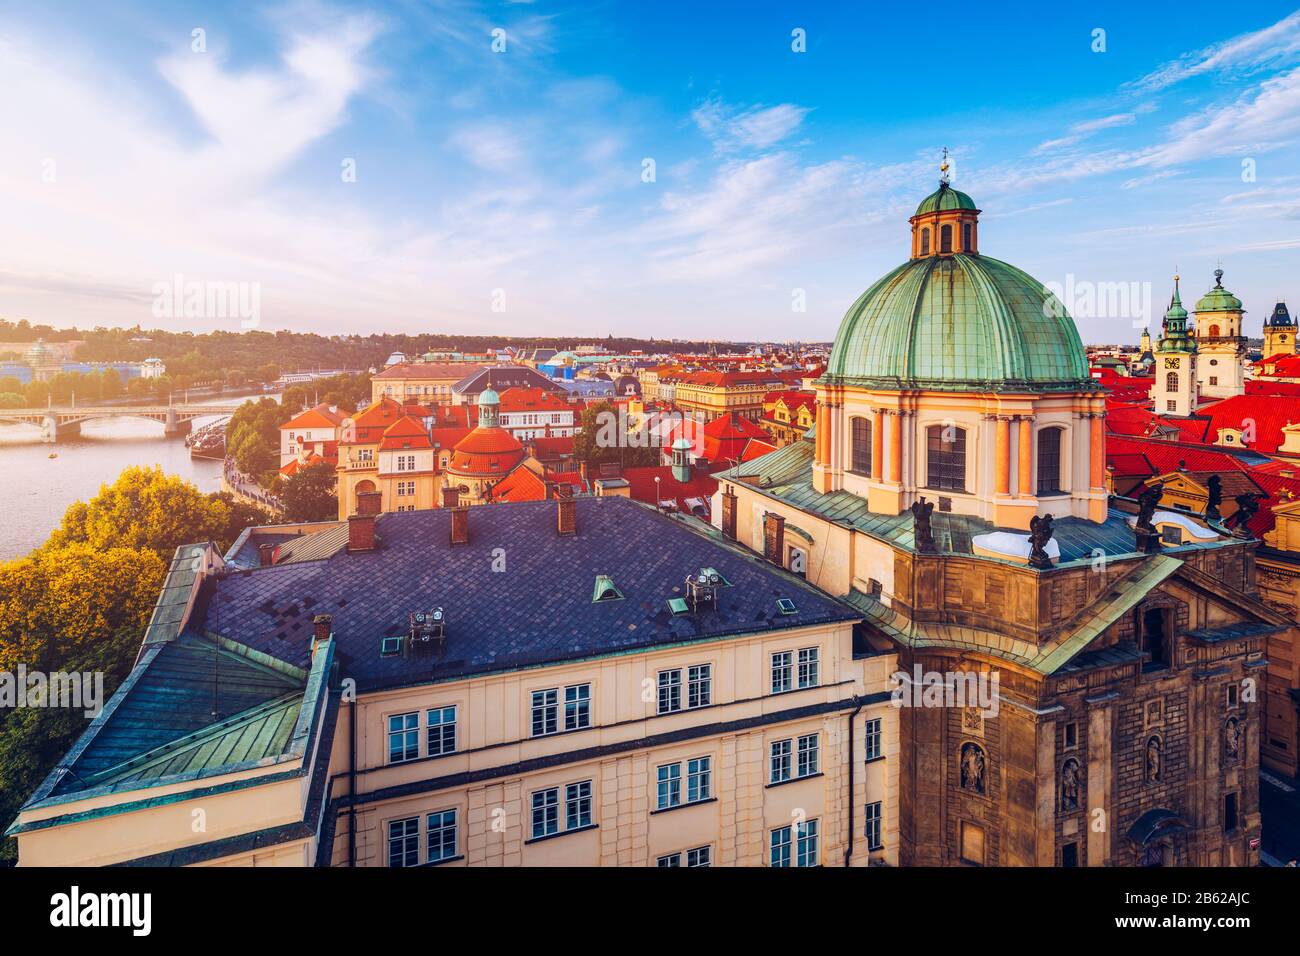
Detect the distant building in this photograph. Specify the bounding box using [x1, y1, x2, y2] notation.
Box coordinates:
[140, 357, 166, 379]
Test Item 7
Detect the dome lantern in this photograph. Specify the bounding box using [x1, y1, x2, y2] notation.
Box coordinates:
[909, 150, 980, 258]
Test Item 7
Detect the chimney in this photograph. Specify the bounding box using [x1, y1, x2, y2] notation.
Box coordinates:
[722, 484, 738, 539]
[348, 490, 381, 553]
[258, 541, 278, 567]
[450, 506, 469, 545]
[763, 511, 785, 565]
[356, 490, 382, 516]
[312, 613, 333, 657]
[444, 486, 460, 509]
[557, 489, 577, 536]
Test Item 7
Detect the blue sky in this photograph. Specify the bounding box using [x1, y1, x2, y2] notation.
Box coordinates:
[0, 0, 1298, 343]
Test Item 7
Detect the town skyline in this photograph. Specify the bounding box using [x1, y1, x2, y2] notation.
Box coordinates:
[1, 1, 1298, 341]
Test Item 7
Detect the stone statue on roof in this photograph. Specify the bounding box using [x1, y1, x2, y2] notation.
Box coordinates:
[1136, 482, 1163, 533]
[1206, 474, 1223, 521]
[1228, 492, 1264, 538]
[911, 496, 936, 553]
[1028, 514, 1054, 569]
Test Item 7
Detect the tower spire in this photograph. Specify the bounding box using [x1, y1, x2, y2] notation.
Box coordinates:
[939, 147, 951, 186]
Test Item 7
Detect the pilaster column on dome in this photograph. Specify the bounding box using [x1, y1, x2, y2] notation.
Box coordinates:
[887, 409, 902, 483]
[813, 397, 831, 493]
[994, 415, 1012, 497]
[871, 408, 884, 481]
[1088, 412, 1104, 491]
[867, 408, 906, 515]
[1016, 415, 1035, 499]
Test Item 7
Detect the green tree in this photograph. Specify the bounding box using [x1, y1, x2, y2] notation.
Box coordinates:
[574, 400, 660, 469]
[281, 460, 338, 521]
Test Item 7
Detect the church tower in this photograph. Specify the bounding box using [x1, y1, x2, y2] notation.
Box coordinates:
[1191, 268, 1246, 399]
[1264, 301, 1296, 360]
[1152, 276, 1198, 417]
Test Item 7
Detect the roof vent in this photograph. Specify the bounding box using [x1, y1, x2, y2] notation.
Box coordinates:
[592, 575, 623, 603]
[776, 598, 798, 615]
[408, 608, 445, 656]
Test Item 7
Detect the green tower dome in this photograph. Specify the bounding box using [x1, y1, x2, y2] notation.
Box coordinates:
[1194, 269, 1243, 312]
[914, 182, 977, 215]
[825, 254, 1093, 392]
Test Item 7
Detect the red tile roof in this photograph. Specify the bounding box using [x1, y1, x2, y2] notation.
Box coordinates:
[341, 397, 405, 444]
[379, 415, 433, 451]
[621, 465, 718, 516]
[281, 402, 348, 431]
[372, 362, 479, 381]
[1195, 394, 1300, 454]
[497, 386, 572, 413]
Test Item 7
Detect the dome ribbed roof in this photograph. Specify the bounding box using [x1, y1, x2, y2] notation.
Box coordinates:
[825, 255, 1092, 391]
[915, 183, 977, 215]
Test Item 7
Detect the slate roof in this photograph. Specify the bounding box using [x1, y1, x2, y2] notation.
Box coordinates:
[453, 366, 565, 397]
[199, 496, 857, 694]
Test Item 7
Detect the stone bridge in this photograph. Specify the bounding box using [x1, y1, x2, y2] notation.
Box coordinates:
[0, 404, 243, 442]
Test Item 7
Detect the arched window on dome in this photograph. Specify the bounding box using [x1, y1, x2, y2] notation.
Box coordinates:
[1036, 427, 1063, 495]
[920, 228, 930, 255]
[962, 222, 972, 252]
[940, 224, 953, 254]
[926, 425, 966, 492]
[850, 416, 872, 475]
[1166, 371, 1179, 393]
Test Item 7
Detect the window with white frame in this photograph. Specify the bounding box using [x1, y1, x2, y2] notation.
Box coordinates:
[427, 809, 457, 862]
[864, 717, 882, 761]
[797, 733, 820, 776]
[388, 816, 419, 867]
[771, 651, 793, 694]
[426, 706, 456, 756]
[388, 712, 418, 763]
[687, 664, 712, 708]
[564, 684, 591, 731]
[687, 846, 711, 867]
[531, 688, 559, 737]
[657, 669, 682, 714]
[770, 825, 792, 867]
[656, 853, 681, 867]
[797, 819, 819, 866]
[797, 647, 820, 688]
[657, 762, 682, 809]
[566, 781, 592, 830]
[687, 757, 711, 803]
[531, 787, 559, 838]
[770, 739, 793, 783]
[865, 801, 883, 851]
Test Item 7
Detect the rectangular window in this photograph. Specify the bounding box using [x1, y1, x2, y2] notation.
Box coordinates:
[1064, 721, 1078, 750]
[770, 739, 792, 783]
[926, 425, 967, 492]
[657, 669, 682, 714]
[426, 706, 456, 756]
[427, 809, 457, 862]
[1161, 525, 1183, 545]
[1061, 841, 1079, 867]
[797, 819, 819, 867]
[656, 853, 680, 867]
[566, 781, 592, 830]
[770, 825, 792, 867]
[865, 801, 883, 850]
[388, 712, 418, 763]
[797, 647, 820, 688]
[1036, 427, 1062, 494]
[687, 846, 711, 867]
[687, 664, 712, 708]
[687, 756, 711, 803]
[657, 763, 682, 809]
[797, 733, 820, 777]
[864, 717, 882, 760]
[1227, 684, 1239, 709]
[387, 817, 419, 867]
[564, 683, 591, 731]
[1223, 792, 1238, 833]
[771, 651, 793, 694]
[531, 688, 559, 737]
[531, 787, 559, 839]
[850, 416, 872, 475]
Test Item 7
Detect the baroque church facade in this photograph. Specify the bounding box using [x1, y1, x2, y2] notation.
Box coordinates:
[717, 176, 1290, 866]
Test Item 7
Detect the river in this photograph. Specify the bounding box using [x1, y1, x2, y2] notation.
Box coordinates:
[0, 390, 278, 561]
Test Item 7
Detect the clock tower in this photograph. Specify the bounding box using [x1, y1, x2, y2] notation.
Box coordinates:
[1152, 276, 1198, 417]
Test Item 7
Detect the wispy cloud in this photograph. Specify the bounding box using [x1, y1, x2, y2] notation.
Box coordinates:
[1131, 10, 1300, 91]
[691, 98, 811, 153]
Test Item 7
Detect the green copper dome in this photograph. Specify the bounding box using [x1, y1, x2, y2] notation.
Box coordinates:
[1194, 268, 1242, 312]
[915, 183, 977, 215]
[825, 254, 1093, 391]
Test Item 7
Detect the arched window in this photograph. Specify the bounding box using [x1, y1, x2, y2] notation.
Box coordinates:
[850, 416, 872, 475]
[1036, 427, 1062, 494]
[926, 425, 966, 491]
[962, 222, 972, 251]
[1166, 371, 1179, 392]
[920, 228, 930, 255]
[940, 224, 953, 254]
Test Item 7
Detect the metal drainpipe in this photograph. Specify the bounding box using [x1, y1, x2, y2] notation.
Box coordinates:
[844, 695, 865, 867]
[348, 696, 357, 867]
